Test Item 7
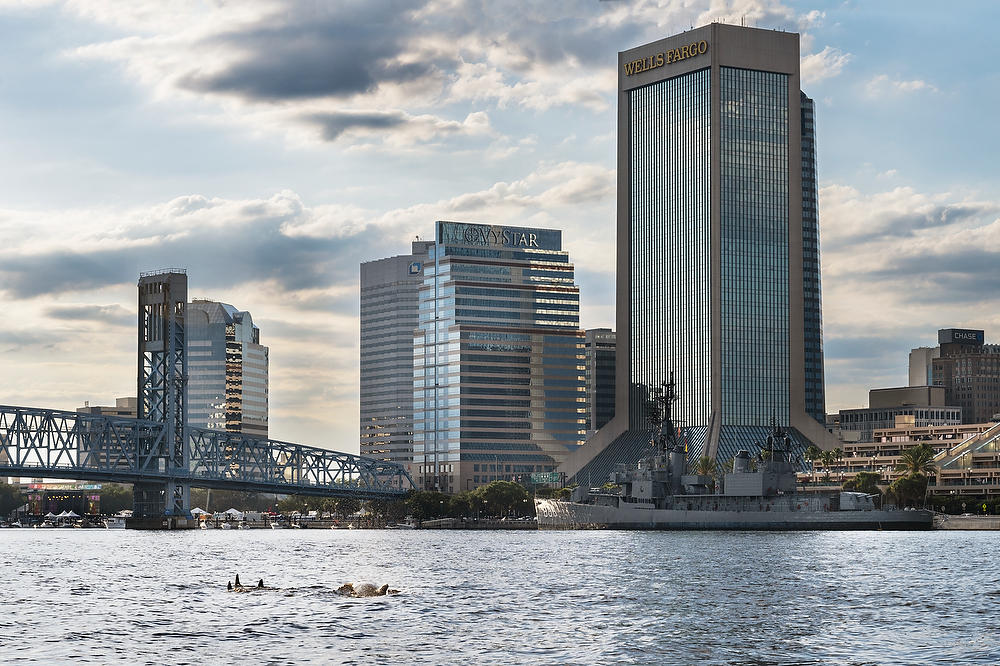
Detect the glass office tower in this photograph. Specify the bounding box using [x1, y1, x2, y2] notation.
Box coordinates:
[360, 240, 433, 468]
[564, 23, 830, 483]
[413, 221, 586, 493]
[187, 300, 268, 438]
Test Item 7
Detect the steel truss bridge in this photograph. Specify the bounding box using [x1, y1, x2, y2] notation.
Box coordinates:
[0, 405, 411, 503]
[2, 271, 413, 524]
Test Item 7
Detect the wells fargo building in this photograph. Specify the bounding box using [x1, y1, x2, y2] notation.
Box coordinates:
[563, 24, 833, 482]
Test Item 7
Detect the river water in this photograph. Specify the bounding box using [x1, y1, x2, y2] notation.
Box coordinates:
[0, 528, 997, 664]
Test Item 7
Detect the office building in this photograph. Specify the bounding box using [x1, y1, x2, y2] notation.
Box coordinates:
[77, 397, 137, 418]
[931, 328, 1000, 424]
[909, 346, 939, 387]
[584, 329, 617, 433]
[414, 221, 586, 492]
[563, 24, 835, 484]
[187, 300, 268, 438]
[800, 421, 996, 490]
[359, 240, 434, 466]
[837, 386, 961, 443]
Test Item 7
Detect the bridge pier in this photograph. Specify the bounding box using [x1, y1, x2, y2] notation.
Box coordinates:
[129, 481, 195, 529]
[133, 270, 193, 529]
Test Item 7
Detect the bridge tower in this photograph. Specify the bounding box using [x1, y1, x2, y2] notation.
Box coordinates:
[135, 269, 191, 522]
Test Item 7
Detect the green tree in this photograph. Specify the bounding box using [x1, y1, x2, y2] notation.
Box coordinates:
[98, 483, 133, 514]
[447, 493, 474, 518]
[803, 445, 822, 467]
[534, 486, 558, 499]
[692, 456, 717, 477]
[819, 450, 836, 471]
[365, 498, 407, 523]
[888, 473, 928, 508]
[843, 471, 882, 495]
[276, 494, 310, 514]
[406, 490, 451, 520]
[0, 480, 25, 517]
[885, 443, 937, 509]
[472, 481, 530, 517]
[896, 443, 937, 477]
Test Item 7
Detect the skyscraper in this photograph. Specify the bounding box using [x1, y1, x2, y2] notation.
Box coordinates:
[584, 328, 617, 433]
[359, 240, 433, 466]
[414, 221, 586, 492]
[187, 300, 268, 438]
[563, 24, 832, 483]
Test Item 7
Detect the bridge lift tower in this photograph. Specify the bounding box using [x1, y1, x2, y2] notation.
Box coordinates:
[135, 269, 191, 523]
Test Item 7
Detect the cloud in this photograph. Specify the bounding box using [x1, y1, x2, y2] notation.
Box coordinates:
[0, 160, 615, 302]
[819, 183, 1000, 334]
[306, 109, 492, 144]
[45, 304, 134, 326]
[0, 190, 396, 299]
[55, 0, 825, 147]
[801, 46, 850, 84]
[866, 74, 938, 96]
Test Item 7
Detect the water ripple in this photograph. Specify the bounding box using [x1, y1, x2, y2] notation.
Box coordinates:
[1, 530, 999, 663]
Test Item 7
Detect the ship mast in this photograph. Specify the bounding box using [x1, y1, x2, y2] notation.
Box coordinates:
[650, 372, 681, 454]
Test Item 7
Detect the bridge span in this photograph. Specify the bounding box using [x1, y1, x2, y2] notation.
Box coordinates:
[2, 270, 413, 526]
[0, 405, 412, 521]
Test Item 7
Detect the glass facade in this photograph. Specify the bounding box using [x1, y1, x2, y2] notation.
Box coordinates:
[628, 68, 712, 429]
[414, 222, 586, 492]
[585, 328, 616, 432]
[801, 92, 826, 424]
[187, 300, 268, 438]
[719, 66, 790, 426]
[359, 242, 433, 465]
[571, 26, 829, 483]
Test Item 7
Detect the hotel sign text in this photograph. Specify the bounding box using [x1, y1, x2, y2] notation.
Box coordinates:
[623, 40, 709, 76]
[438, 221, 561, 251]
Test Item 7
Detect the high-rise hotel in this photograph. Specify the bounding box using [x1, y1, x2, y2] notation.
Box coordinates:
[563, 24, 834, 483]
[413, 222, 586, 492]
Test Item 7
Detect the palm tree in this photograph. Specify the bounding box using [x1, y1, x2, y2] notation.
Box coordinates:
[693, 456, 717, 477]
[804, 445, 822, 466]
[819, 450, 836, 471]
[895, 443, 937, 477]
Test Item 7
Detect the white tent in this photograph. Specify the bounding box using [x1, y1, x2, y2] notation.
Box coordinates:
[56, 510, 71, 518]
[44, 512, 58, 518]
[190, 507, 209, 516]
[65, 511, 80, 518]
[223, 508, 244, 518]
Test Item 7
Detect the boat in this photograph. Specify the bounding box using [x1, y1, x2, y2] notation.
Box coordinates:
[536, 375, 933, 531]
[220, 522, 234, 530]
[270, 522, 286, 529]
[104, 516, 127, 530]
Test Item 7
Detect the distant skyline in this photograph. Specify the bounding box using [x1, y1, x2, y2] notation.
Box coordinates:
[2, 1, 999, 453]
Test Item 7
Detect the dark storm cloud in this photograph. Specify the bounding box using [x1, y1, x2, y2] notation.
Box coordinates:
[45, 304, 134, 327]
[172, 1, 673, 109]
[178, 2, 438, 101]
[0, 209, 403, 301]
[866, 248, 1000, 306]
[307, 110, 408, 141]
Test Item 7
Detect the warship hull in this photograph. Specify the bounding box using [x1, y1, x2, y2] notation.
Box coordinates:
[534, 498, 933, 531]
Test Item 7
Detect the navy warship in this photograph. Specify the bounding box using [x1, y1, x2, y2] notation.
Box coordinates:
[535, 376, 932, 530]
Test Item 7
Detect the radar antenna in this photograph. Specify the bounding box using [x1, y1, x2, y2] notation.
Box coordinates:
[649, 372, 681, 453]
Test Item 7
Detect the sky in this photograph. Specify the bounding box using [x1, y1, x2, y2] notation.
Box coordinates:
[2, 0, 999, 455]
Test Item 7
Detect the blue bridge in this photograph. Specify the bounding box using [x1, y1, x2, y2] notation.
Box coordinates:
[1, 270, 412, 526]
